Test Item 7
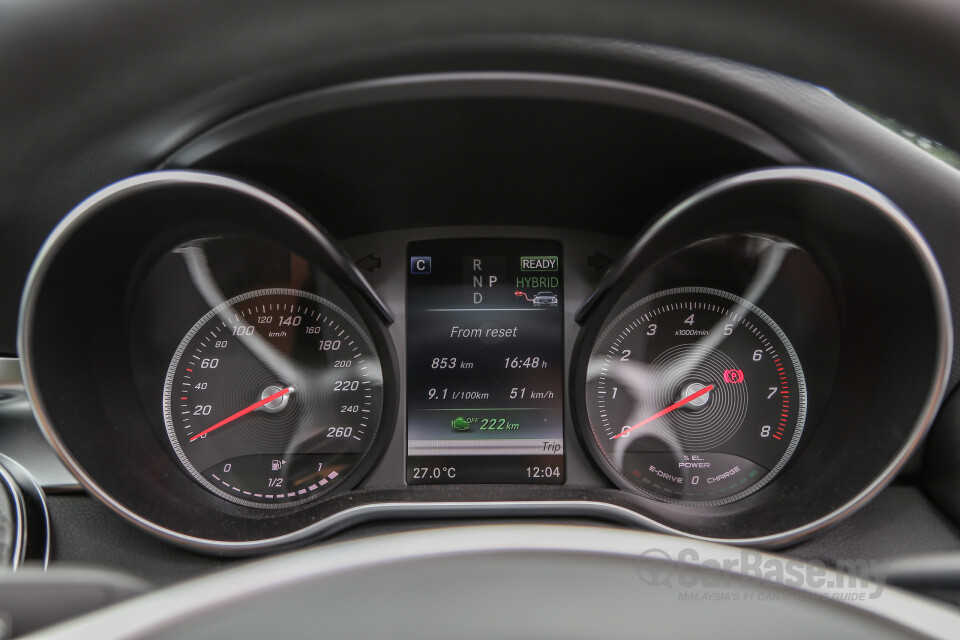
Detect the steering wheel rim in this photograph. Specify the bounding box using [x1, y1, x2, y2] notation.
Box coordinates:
[4, 0, 958, 148]
[22, 524, 960, 640]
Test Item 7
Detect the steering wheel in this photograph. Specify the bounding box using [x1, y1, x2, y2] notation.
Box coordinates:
[24, 525, 960, 639]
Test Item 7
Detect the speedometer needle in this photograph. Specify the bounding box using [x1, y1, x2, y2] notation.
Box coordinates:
[189, 387, 292, 442]
[613, 384, 714, 439]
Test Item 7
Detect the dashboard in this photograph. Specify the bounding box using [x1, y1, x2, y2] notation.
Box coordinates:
[3, 4, 960, 636]
[6, 71, 952, 554]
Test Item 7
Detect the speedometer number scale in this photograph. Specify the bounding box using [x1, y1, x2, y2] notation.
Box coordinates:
[585, 287, 806, 505]
[163, 289, 383, 508]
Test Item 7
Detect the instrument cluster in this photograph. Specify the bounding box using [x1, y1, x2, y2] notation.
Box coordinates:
[16, 165, 949, 553]
[11, 73, 951, 553]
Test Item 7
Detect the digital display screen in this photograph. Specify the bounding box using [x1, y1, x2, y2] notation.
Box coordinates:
[406, 239, 565, 484]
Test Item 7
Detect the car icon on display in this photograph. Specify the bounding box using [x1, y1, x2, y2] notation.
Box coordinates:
[532, 291, 558, 307]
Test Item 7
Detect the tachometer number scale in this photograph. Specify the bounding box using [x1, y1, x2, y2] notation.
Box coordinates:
[584, 287, 806, 505]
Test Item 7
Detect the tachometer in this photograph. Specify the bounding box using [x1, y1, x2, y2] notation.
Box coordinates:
[163, 288, 384, 508]
[583, 286, 806, 505]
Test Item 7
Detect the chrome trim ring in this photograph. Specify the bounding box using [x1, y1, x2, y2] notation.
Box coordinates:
[0, 454, 50, 569]
[0, 462, 25, 569]
[576, 166, 953, 545]
[17, 171, 396, 552]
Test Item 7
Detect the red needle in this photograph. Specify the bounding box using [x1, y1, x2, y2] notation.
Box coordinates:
[189, 387, 292, 442]
[613, 384, 714, 439]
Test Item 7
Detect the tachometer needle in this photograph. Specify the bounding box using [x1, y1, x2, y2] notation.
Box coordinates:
[613, 384, 714, 439]
[189, 387, 292, 442]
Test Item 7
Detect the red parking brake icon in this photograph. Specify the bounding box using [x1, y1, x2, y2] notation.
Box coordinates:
[723, 369, 745, 384]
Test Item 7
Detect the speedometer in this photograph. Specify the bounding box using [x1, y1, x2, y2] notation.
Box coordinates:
[163, 288, 384, 508]
[582, 286, 806, 505]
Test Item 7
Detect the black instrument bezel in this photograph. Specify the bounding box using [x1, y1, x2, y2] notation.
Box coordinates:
[20, 172, 400, 547]
[571, 169, 951, 540]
